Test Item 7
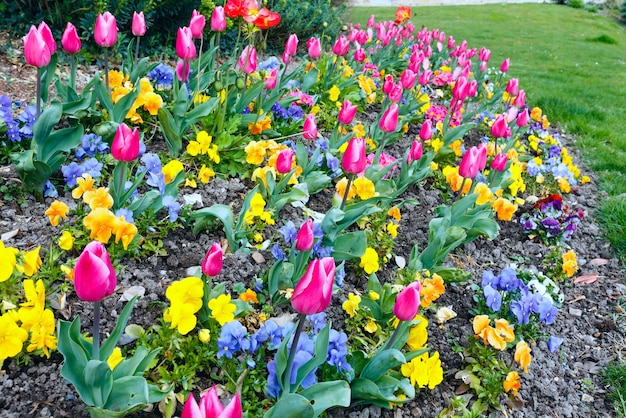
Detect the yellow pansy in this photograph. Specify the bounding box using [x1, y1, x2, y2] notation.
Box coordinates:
[359, 248, 379, 274]
[342, 293, 361, 318]
[162, 160, 184, 184]
[58, 230, 75, 251]
[208, 294, 237, 326]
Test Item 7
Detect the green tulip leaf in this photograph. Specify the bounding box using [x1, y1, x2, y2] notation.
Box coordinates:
[299, 380, 351, 417]
[264, 393, 314, 418]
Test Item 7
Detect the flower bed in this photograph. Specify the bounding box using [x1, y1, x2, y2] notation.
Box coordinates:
[0, 4, 623, 418]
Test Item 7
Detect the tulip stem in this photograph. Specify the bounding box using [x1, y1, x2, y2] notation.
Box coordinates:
[384, 322, 403, 351]
[373, 131, 387, 166]
[134, 36, 140, 67]
[104, 48, 110, 93]
[456, 176, 468, 201]
[283, 313, 306, 393]
[340, 175, 353, 211]
[196, 36, 204, 103]
[36, 67, 42, 117]
[69, 55, 76, 92]
[93, 301, 101, 360]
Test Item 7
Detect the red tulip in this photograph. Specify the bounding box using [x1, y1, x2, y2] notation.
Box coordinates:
[176, 59, 191, 82]
[379, 103, 399, 133]
[490, 114, 512, 139]
[38, 22, 56, 55]
[237, 45, 257, 74]
[516, 108, 529, 128]
[491, 153, 508, 172]
[331, 34, 350, 57]
[295, 219, 314, 252]
[176, 26, 196, 60]
[338, 100, 358, 125]
[393, 282, 421, 321]
[251, 8, 281, 29]
[74, 241, 116, 302]
[407, 140, 423, 163]
[111, 123, 140, 162]
[132, 11, 147, 37]
[506, 78, 519, 96]
[181, 386, 242, 418]
[341, 137, 367, 174]
[211, 6, 227, 32]
[419, 119, 433, 140]
[307, 37, 321, 59]
[500, 58, 510, 73]
[62, 22, 81, 54]
[202, 242, 223, 277]
[94, 12, 118, 47]
[284, 34, 298, 56]
[276, 148, 294, 174]
[190, 10, 206, 39]
[302, 113, 318, 140]
[23, 26, 51, 68]
[291, 258, 335, 315]
[459, 145, 484, 179]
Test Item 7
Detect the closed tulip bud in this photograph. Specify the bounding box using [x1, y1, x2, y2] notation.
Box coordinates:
[382, 75, 395, 95]
[189, 10, 206, 39]
[419, 119, 433, 140]
[490, 114, 512, 138]
[452, 75, 468, 101]
[202, 242, 223, 276]
[38, 22, 56, 55]
[276, 148, 294, 174]
[387, 83, 403, 102]
[338, 100, 358, 125]
[237, 45, 257, 74]
[506, 78, 519, 96]
[356, 30, 368, 46]
[111, 123, 140, 161]
[342, 137, 367, 174]
[480, 61, 487, 72]
[507, 106, 518, 123]
[447, 35, 455, 49]
[459, 145, 484, 179]
[291, 258, 335, 315]
[62, 22, 81, 54]
[264, 67, 278, 90]
[354, 47, 366, 62]
[418, 69, 432, 86]
[176, 59, 191, 82]
[479, 46, 491, 62]
[516, 108, 529, 127]
[468, 80, 478, 97]
[307, 37, 321, 59]
[182, 386, 242, 418]
[176, 26, 196, 60]
[295, 219, 315, 251]
[211, 6, 227, 32]
[367, 14, 376, 27]
[332, 34, 350, 56]
[393, 282, 421, 321]
[491, 153, 508, 172]
[74, 241, 116, 302]
[477, 143, 487, 171]
[132, 11, 146, 37]
[513, 89, 526, 108]
[407, 140, 423, 163]
[23, 26, 51, 68]
[302, 113, 318, 140]
[379, 103, 399, 133]
[284, 33, 298, 56]
[400, 69, 417, 90]
[500, 58, 510, 73]
[94, 12, 118, 47]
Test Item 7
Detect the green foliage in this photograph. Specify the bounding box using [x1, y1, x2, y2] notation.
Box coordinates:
[587, 34, 618, 44]
[604, 362, 626, 417]
[568, 0, 585, 8]
[597, 196, 626, 261]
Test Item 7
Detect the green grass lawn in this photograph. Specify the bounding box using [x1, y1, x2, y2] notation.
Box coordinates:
[347, 4, 626, 258]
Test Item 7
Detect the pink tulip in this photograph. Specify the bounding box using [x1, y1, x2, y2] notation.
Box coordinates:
[513, 89, 526, 108]
[176, 27, 196, 60]
[307, 37, 321, 59]
[387, 83, 403, 102]
[452, 75, 468, 101]
[94, 12, 118, 47]
[400, 69, 417, 90]
[201, 242, 223, 276]
[331, 34, 350, 56]
[74, 241, 116, 302]
[407, 140, 423, 163]
[190, 10, 206, 39]
[516, 108, 529, 128]
[295, 219, 314, 252]
[276, 148, 295, 174]
[176, 59, 191, 82]
[38, 22, 56, 55]
[62, 22, 81, 54]
[419, 119, 433, 140]
[23, 26, 51, 68]
[447, 35, 455, 49]
[302, 113, 318, 140]
[480, 61, 487, 72]
[211, 6, 227, 32]
[459, 145, 485, 179]
[264, 67, 278, 90]
[468, 80, 478, 97]
[478, 47, 491, 62]
[132, 11, 146, 37]
[237, 45, 257, 74]
[111, 123, 140, 162]
[491, 153, 508, 172]
[354, 47, 366, 62]
[181, 386, 242, 418]
[291, 258, 335, 315]
[500, 58, 510, 73]
[418, 70, 432, 86]
[338, 100, 358, 125]
[393, 282, 421, 321]
[367, 14, 376, 27]
[477, 143, 487, 171]
[490, 114, 512, 138]
[355, 30, 368, 46]
[342, 137, 367, 174]
[506, 78, 519, 96]
[379, 103, 399, 133]
[284, 34, 298, 56]
[382, 75, 395, 95]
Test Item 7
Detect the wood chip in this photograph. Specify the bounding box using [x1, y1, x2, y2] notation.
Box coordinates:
[567, 295, 586, 304]
[589, 258, 610, 266]
[574, 274, 600, 284]
[0, 228, 20, 241]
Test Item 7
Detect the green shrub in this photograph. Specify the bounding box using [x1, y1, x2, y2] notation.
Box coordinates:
[568, 0, 585, 9]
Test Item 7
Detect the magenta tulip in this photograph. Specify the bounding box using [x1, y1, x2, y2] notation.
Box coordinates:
[382, 75, 394, 95]
[354, 47, 366, 62]
[516, 108, 529, 128]
[284, 34, 298, 56]
[94, 12, 118, 47]
[501, 58, 510, 73]
[418, 70, 432, 86]
[181, 386, 242, 418]
[176, 59, 191, 82]
[367, 14, 376, 27]
[452, 75, 468, 101]
[237, 45, 257, 74]
[490, 114, 512, 138]
[506, 78, 519, 96]
[476, 143, 487, 171]
[407, 140, 423, 163]
[419, 119, 433, 141]
[264, 67, 278, 90]
[23, 26, 51, 68]
[400, 69, 417, 90]
[38, 22, 56, 55]
[338, 100, 358, 125]
[491, 153, 508, 172]
[74, 241, 116, 302]
[307, 37, 321, 59]
[379, 103, 399, 133]
[295, 219, 314, 252]
[341, 137, 367, 174]
[111, 123, 140, 162]
[189, 10, 206, 39]
[202, 242, 223, 277]
[478, 46, 491, 62]
[459, 145, 484, 179]
[211, 6, 227, 32]
[132, 11, 147, 36]
[393, 282, 421, 321]
[331, 34, 350, 56]
[302, 113, 318, 140]
[468, 80, 478, 97]
[62, 22, 81, 54]
[291, 258, 335, 315]
[276, 148, 294, 174]
[513, 89, 526, 108]
[387, 83, 403, 102]
[176, 26, 196, 60]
